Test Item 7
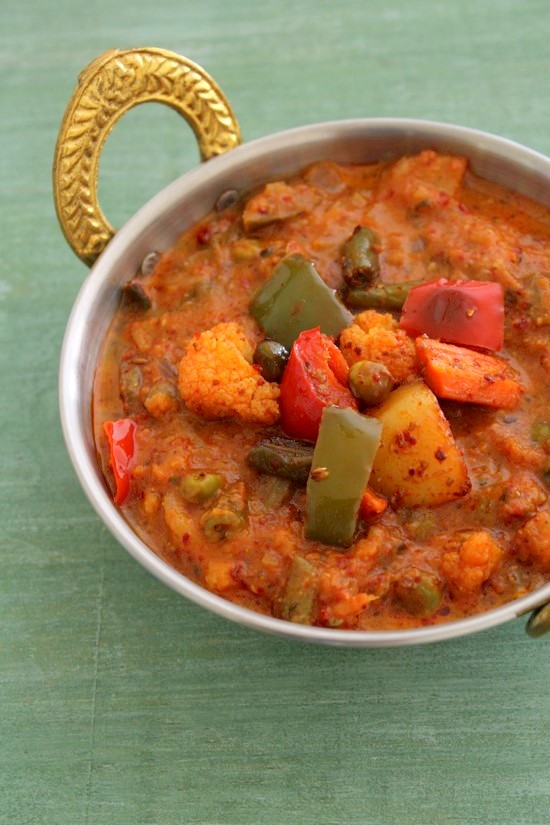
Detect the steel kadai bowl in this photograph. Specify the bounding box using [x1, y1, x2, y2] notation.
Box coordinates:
[55, 47, 550, 646]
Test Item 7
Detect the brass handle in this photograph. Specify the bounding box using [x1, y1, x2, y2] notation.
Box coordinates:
[53, 47, 242, 266]
[526, 602, 550, 638]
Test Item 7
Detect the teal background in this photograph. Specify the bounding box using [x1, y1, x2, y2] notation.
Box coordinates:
[1, 1, 550, 822]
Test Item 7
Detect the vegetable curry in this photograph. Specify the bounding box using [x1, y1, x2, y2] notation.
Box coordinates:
[93, 150, 550, 630]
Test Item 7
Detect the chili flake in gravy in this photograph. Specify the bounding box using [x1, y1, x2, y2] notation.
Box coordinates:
[93, 150, 550, 630]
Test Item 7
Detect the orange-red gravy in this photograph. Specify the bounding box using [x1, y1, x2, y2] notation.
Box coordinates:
[93, 151, 550, 630]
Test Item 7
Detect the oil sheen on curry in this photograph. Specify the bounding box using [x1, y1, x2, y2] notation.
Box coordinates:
[93, 150, 550, 630]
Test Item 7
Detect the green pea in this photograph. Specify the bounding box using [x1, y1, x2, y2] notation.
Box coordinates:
[405, 511, 437, 541]
[201, 508, 245, 542]
[348, 360, 393, 406]
[180, 472, 223, 504]
[532, 420, 550, 444]
[253, 339, 289, 382]
[145, 381, 178, 402]
[200, 484, 247, 542]
[143, 382, 179, 418]
[394, 568, 443, 617]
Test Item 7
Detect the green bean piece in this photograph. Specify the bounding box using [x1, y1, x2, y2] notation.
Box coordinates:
[200, 484, 247, 542]
[394, 567, 443, 617]
[247, 437, 314, 484]
[119, 363, 143, 410]
[253, 340, 289, 382]
[250, 253, 353, 349]
[348, 360, 393, 406]
[528, 274, 550, 327]
[180, 472, 223, 504]
[342, 226, 380, 288]
[345, 280, 423, 311]
[258, 476, 293, 509]
[280, 555, 319, 624]
[532, 420, 550, 444]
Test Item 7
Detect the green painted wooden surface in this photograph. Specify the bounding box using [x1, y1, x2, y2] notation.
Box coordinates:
[1, 1, 550, 822]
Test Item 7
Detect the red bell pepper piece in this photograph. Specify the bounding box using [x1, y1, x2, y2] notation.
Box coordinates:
[103, 419, 137, 505]
[399, 278, 504, 350]
[279, 328, 357, 441]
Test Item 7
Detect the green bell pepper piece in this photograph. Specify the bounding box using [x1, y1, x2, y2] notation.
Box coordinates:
[305, 406, 382, 548]
[250, 253, 353, 349]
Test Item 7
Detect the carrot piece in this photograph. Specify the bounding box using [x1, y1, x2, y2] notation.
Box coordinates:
[359, 487, 388, 521]
[415, 337, 523, 410]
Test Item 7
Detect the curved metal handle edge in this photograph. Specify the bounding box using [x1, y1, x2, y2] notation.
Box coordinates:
[53, 47, 242, 266]
[526, 602, 550, 638]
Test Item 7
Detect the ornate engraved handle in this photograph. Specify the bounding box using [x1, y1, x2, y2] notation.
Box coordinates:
[53, 47, 242, 266]
[526, 602, 550, 638]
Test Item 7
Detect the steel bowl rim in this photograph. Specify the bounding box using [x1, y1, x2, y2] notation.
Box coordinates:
[59, 116, 550, 646]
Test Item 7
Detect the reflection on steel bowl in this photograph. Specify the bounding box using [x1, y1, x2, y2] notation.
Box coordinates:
[55, 48, 550, 646]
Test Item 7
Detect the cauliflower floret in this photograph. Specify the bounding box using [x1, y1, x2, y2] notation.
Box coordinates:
[339, 310, 418, 383]
[441, 530, 502, 593]
[178, 322, 280, 425]
[514, 511, 550, 572]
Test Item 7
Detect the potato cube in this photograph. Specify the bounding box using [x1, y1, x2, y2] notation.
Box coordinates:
[370, 381, 470, 507]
